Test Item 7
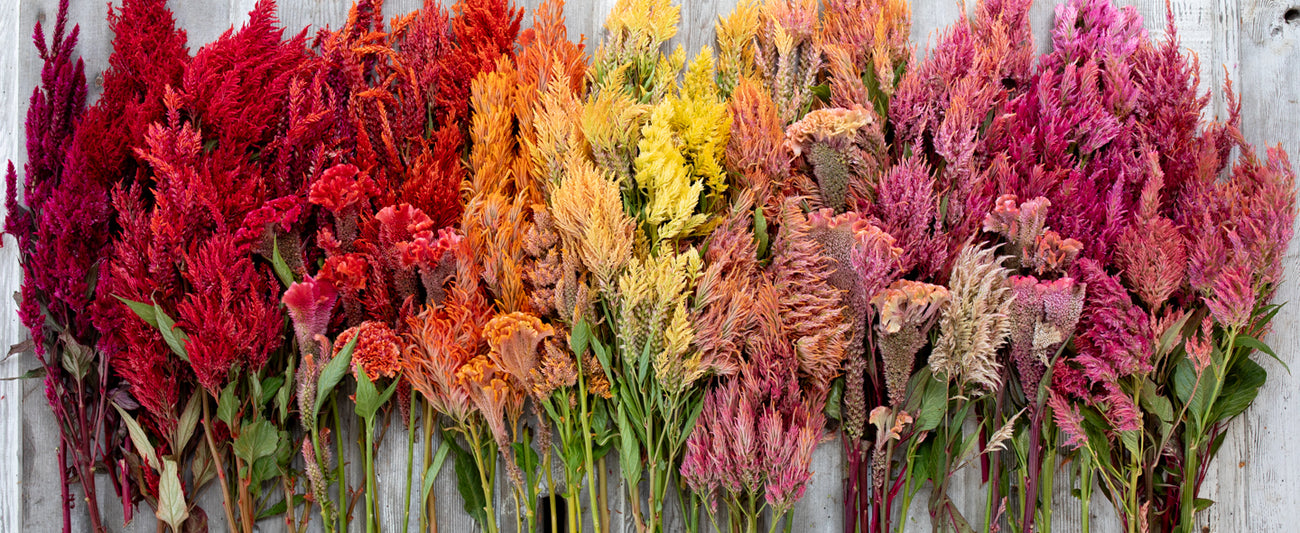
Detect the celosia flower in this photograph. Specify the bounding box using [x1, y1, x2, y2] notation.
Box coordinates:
[868, 156, 948, 280]
[929, 243, 1013, 392]
[784, 106, 886, 211]
[530, 338, 579, 398]
[550, 155, 635, 290]
[1007, 276, 1086, 391]
[724, 77, 787, 206]
[283, 275, 339, 357]
[1049, 391, 1087, 449]
[770, 202, 852, 392]
[692, 197, 762, 380]
[752, 0, 820, 124]
[483, 312, 555, 396]
[176, 233, 284, 393]
[872, 280, 950, 404]
[336, 321, 403, 380]
[633, 63, 730, 240]
[617, 248, 704, 392]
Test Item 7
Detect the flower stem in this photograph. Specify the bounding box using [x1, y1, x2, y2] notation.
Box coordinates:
[202, 395, 240, 533]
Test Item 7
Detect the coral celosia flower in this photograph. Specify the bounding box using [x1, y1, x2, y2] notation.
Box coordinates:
[336, 321, 403, 380]
[784, 106, 886, 211]
[872, 280, 950, 404]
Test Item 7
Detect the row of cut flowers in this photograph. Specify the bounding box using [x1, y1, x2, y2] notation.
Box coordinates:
[8, 0, 1295, 532]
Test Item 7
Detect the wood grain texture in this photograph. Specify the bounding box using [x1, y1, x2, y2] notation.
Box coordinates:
[2, 1, 24, 532]
[4, 0, 1295, 531]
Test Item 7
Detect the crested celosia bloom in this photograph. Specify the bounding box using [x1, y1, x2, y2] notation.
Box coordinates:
[1007, 276, 1085, 390]
[929, 243, 1013, 392]
[871, 280, 950, 405]
[483, 311, 554, 397]
[785, 106, 887, 212]
[336, 321, 403, 380]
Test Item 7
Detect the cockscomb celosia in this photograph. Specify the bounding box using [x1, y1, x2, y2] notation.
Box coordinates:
[871, 280, 950, 405]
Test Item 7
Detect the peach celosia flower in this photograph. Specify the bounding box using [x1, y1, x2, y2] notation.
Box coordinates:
[871, 280, 950, 405]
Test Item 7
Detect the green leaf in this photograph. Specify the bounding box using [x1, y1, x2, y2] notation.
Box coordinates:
[809, 83, 831, 103]
[1195, 498, 1215, 511]
[0, 367, 45, 381]
[175, 393, 202, 453]
[233, 419, 279, 464]
[271, 237, 296, 288]
[114, 404, 159, 470]
[153, 302, 189, 362]
[421, 441, 450, 507]
[617, 405, 642, 486]
[355, 366, 380, 419]
[314, 334, 357, 418]
[260, 376, 284, 407]
[570, 319, 592, 357]
[679, 393, 706, 448]
[1172, 359, 1211, 430]
[1235, 334, 1288, 373]
[915, 375, 948, 432]
[445, 432, 489, 527]
[1118, 429, 1140, 457]
[277, 356, 295, 423]
[1140, 379, 1174, 424]
[1212, 357, 1267, 421]
[354, 366, 398, 420]
[114, 295, 158, 328]
[753, 205, 769, 259]
[217, 385, 240, 428]
[823, 378, 843, 421]
[591, 339, 615, 384]
[156, 459, 189, 532]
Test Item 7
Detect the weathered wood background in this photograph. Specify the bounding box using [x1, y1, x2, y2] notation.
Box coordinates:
[2, 0, 1298, 531]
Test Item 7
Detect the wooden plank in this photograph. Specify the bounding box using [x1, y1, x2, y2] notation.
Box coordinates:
[1, 0, 25, 531]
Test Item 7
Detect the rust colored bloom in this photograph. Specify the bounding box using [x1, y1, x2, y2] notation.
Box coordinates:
[337, 321, 402, 380]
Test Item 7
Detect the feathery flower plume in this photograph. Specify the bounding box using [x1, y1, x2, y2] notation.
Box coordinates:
[929, 243, 1013, 392]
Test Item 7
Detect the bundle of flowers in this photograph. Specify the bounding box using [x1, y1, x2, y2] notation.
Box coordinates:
[6, 0, 1295, 533]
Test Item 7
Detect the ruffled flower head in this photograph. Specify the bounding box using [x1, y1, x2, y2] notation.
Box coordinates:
[337, 321, 403, 380]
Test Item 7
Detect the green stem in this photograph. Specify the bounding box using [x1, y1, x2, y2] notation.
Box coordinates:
[468, 424, 499, 533]
[364, 415, 377, 533]
[403, 393, 417, 533]
[334, 401, 348, 529]
[577, 364, 604, 533]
